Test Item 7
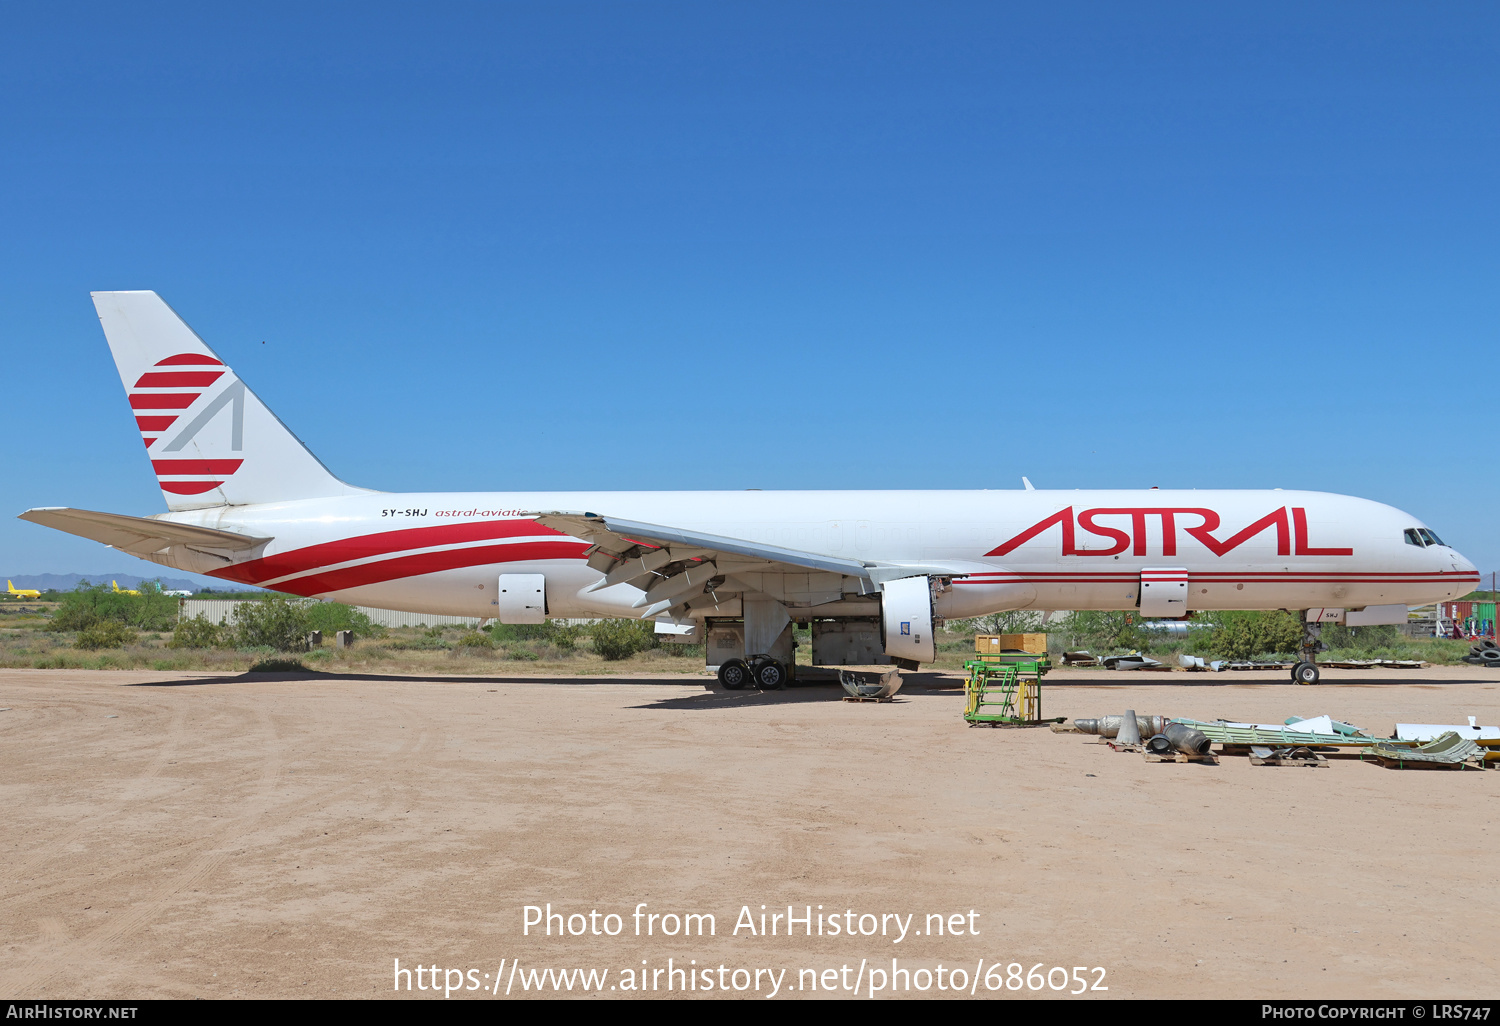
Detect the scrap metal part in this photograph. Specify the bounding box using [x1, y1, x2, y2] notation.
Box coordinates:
[839, 666, 903, 700]
[1368, 732, 1483, 769]
[1172, 718, 1391, 750]
[1074, 714, 1170, 738]
[1162, 722, 1212, 756]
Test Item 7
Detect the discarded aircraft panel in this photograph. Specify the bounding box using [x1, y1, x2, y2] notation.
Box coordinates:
[1368, 732, 1484, 769]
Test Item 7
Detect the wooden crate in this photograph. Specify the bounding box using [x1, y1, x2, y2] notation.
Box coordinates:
[975, 633, 1048, 655]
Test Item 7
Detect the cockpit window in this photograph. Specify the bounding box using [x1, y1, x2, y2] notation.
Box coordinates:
[1404, 529, 1425, 547]
[1418, 528, 1445, 547]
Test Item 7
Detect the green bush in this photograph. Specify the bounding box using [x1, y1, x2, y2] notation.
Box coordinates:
[589, 619, 656, 660]
[305, 602, 385, 639]
[248, 657, 307, 673]
[947, 610, 1046, 636]
[232, 596, 312, 652]
[1046, 610, 1144, 652]
[1321, 624, 1399, 651]
[487, 621, 582, 648]
[75, 620, 139, 650]
[547, 623, 581, 652]
[455, 631, 493, 649]
[1204, 611, 1305, 660]
[49, 580, 178, 632]
[169, 613, 224, 649]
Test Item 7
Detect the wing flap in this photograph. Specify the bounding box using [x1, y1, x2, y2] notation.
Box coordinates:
[529, 511, 969, 616]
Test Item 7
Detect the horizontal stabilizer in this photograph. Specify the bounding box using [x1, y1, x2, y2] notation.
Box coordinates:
[18, 507, 272, 558]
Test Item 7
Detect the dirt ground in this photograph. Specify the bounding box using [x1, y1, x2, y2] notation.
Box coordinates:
[1, 663, 1496, 1001]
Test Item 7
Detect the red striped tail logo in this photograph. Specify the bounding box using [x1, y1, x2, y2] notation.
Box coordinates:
[128, 353, 244, 495]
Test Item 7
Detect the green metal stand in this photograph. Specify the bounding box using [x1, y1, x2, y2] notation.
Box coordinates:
[963, 657, 1062, 726]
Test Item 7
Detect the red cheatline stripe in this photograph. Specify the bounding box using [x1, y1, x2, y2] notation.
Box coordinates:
[129, 392, 200, 409]
[143, 437, 156, 448]
[162, 481, 223, 495]
[152, 459, 244, 475]
[212, 519, 569, 586]
[156, 354, 223, 366]
[245, 541, 591, 596]
[135, 416, 178, 432]
[134, 371, 224, 388]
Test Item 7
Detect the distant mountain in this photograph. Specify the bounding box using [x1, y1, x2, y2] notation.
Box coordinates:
[3, 573, 261, 593]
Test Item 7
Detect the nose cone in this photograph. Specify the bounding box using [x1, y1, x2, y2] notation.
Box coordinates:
[1437, 546, 1480, 601]
[1447, 548, 1478, 576]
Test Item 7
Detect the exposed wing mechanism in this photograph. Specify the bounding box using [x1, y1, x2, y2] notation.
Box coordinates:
[528, 510, 968, 618]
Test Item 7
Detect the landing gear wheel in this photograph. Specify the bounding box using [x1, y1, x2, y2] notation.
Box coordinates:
[718, 658, 751, 690]
[1291, 661, 1320, 685]
[753, 658, 787, 690]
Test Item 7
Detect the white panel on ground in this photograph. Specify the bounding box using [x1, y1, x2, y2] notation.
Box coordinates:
[496, 574, 546, 624]
[1139, 567, 1189, 618]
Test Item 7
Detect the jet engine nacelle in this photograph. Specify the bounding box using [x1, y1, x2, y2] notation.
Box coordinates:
[881, 575, 937, 664]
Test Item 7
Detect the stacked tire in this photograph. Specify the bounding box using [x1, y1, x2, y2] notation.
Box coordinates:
[1462, 639, 1500, 666]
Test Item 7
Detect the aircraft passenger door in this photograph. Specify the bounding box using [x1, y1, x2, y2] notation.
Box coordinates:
[1139, 567, 1189, 618]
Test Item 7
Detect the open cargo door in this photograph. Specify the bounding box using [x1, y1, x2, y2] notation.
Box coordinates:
[1140, 567, 1189, 618]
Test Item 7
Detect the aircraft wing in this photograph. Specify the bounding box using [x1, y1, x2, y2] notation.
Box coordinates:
[528, 510, 967, 615]
[18, 507, 272, 558]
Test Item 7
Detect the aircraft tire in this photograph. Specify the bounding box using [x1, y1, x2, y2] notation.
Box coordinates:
[1291, 661, 1320, 685]
[718, 658, 751, 690]
[754, 658, 787, 690]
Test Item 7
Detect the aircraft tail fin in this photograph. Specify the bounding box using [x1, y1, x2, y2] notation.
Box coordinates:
[91, 291, 372, 511]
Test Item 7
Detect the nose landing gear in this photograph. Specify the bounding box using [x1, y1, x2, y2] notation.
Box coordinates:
[1291, 614, 1328, 685]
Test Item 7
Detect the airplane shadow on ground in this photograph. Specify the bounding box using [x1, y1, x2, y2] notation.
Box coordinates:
[123, 669, 968, 710]
[633, 672, 965, 710]
[126, 671, 725, 688]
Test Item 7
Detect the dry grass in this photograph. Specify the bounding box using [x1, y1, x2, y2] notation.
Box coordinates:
[0, 623, 708, 676]
[0, 617, 1472, 675]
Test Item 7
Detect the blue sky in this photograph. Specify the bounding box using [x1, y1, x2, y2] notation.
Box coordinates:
[2, 2, 1496, 584]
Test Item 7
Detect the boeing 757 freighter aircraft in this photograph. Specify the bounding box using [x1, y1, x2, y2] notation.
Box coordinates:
[19, 292, 1480, 688]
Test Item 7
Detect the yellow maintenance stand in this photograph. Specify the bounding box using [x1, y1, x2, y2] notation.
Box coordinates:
[964, 634, 1063, 727]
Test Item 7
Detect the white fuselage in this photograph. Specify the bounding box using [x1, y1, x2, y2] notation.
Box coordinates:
[153, 488, 1477, 620]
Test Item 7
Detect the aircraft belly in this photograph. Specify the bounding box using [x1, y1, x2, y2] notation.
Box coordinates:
[316, 560, 595, 619]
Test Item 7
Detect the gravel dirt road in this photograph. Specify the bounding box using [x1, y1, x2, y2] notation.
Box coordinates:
[1, 665, 1496, 1000]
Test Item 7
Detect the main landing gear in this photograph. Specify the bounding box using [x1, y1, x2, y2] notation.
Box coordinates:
[717, 655, 788, 691]
[1291, 613, 1327, 685]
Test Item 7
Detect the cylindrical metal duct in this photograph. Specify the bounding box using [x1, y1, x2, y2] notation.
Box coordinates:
[1145, 733, 1173, 754]
[1163, 722, 1212, 755]
[1074, 714, 1168, 738]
